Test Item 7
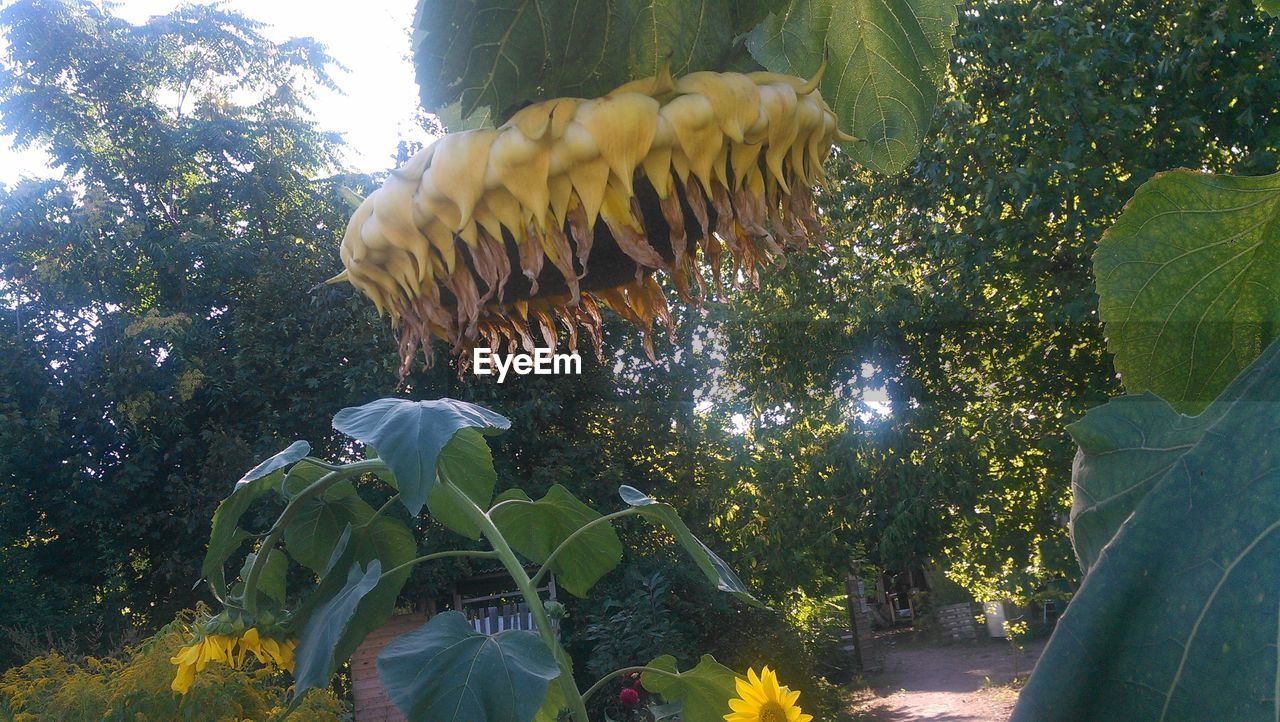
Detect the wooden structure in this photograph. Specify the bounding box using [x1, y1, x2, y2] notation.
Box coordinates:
[351, 571, 557, 722]
[350, 611, 427, 722]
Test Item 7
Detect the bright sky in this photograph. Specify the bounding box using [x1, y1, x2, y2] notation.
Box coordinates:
[0, 0, 430, 184]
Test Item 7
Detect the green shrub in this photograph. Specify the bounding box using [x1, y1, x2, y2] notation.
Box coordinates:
[565, 555, 852, 720]
[0, 610, 346, 722]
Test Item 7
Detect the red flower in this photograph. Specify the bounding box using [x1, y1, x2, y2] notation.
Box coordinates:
[619, 687, 640, 707]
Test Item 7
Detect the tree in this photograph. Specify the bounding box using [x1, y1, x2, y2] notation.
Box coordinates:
[715, 0, 1280, 600]
[0, 0, 401, 654]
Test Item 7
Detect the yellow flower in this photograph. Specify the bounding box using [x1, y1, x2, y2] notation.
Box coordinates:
[724, 666, 812, 722]
[170, 628, 296, 694]
[169, 633, 235, 693]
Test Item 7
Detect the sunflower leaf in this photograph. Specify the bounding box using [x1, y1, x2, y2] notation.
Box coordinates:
[641, 655, 741, 722]
[332, 397, 509, 517]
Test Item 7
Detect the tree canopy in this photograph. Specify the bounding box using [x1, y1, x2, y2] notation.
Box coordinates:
[2, 0, 1278, 677]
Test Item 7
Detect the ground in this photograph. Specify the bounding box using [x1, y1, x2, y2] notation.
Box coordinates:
[849, 629, 1047, 722]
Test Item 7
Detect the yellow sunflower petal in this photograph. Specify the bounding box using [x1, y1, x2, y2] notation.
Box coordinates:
[735, 675, 765, 704]
[171, 662, 196, 694]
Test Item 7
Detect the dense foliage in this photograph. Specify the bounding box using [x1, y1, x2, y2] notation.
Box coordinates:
[0, 0, 406, 661]
[0, 608, 345, 721]
[4, 0, 1278, 718]
[713, 0, 1280, 601]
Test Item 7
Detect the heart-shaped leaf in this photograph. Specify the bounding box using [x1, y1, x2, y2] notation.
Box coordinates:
[1014, 337, 1280, 721]
[332, 398, 509, 516]
[378, 611, 560, 722]
[620, 486, 759, 606]
[490, 485, 623, 597]
[641, 655, 740, 722]
[203, 440, 309, 597]
[283, 480, 374, 573]
[1094, 169, 1280, 414]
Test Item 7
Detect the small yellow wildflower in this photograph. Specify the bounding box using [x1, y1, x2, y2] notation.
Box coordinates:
[170, 628, 295, 694]
[724, 666, 812, 722]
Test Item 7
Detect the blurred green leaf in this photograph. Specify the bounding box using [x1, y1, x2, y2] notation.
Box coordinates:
[1015, 338, 1280, 720]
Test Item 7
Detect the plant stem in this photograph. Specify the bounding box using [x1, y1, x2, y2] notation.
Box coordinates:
[358, 494, 400, 529]
[378, 549, 498, 580]
[437, 477, 592, 722]
[580, 665, 683, 703]
[530, 508, 639, 589]
[242, 458, 388, 616]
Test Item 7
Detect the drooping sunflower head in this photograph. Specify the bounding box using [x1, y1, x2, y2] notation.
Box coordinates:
[335, 65, 843, 375]
[725, 666, 812, 722]
[170, 625, 296, 694]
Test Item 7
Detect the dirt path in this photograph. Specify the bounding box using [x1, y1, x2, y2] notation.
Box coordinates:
[851, 631, 1046, 722]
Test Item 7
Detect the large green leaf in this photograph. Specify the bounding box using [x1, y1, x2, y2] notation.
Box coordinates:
[332, 397, 509, 516]
[411, 0, 785, 128]
[293, 560, 382, 695]
[1095, 169, 1280, 414]
[617, 1, 735, 83]
[202, 440, 309, 597]
[413, 0, 953, 170]
[1260, 0, 1279, 16]
[288, 514, 416, 676]
[1013, 338, 1280, 721]
[619, 486, 758, 606]
[1066, 394, 1216, 575]
[748, 0, 959, 173]
[490, 484, 623, 597]
[746, 0, 831, 78]
[533, 676, 568, 722]
[238, 548, 288, 606]
[641, 655, 740, 722]
[282, 479, 374, 573]
[427, 428, 498, 540]
[377, 610, 559, 722]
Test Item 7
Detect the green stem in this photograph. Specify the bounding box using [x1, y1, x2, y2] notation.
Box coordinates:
[530, 508, 638, 589]
[581, 665, 682, 703]
[295, 457, 348, 471]
[437, 477, 592, 722]
[359, 494, 400, 529]
[378, 549, 498, 580]
[243, 458, 388, 616]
